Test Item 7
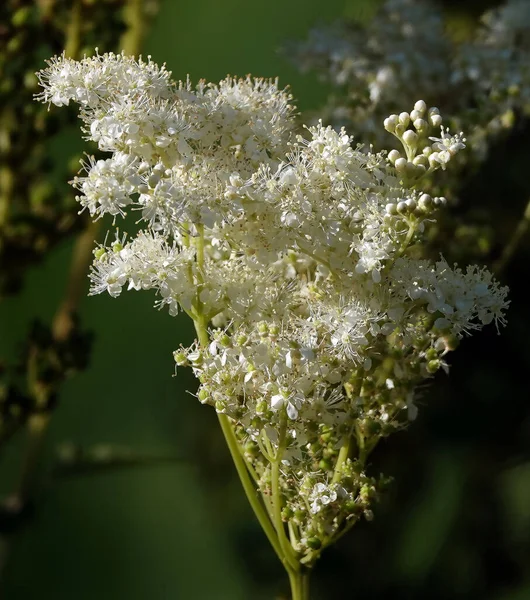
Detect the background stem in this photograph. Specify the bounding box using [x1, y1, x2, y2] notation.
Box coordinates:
[493, 197, 530, 274]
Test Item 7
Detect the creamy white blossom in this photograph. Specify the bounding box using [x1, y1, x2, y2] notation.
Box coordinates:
[36, 51, 509, 566]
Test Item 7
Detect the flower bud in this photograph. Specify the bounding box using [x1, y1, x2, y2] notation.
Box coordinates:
[414, 99, 427, 113]
[257, 321, 269, 337]
[397, 201, 408, 214]
[413, 118, 428, 133]
[426, 359, 441, 374]
[388, 149, 401, 164]
[430, 114, 443, 128]
[94, 247, 106, 260]
[385, 203, 397, 215]
[405, 198, 417, 211]
[402, 130, 418, 146]
[294, 509, 306, 523]
[412, 155, 428, 167]
[256, 400, 268, 414]
[418, 193, 433, 211]
[198, 389, 209, 403]
[173, 350, 188, 365]
[282, 506, 294, 520]
[215, 400, 226, 412]
[384, 114, 399, 132]
[307, 537, 322, 550]
[425, 347, 438, 360]
[394, 157, 408, 172]
[219, 334, 231, 347]
[399, 112, 410, 127]
[439, 334, 460, 352]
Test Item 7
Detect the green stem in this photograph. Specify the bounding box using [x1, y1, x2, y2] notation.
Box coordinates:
[397, 219, 416, 258]
[355, 422, 367, 465]
[270, 414, 298, 571]
[120, 0, 146, 55]
[192, 316, 287, 568]
[493, 197, 530, 274]
[191, 226, 302, 588]
[331, 437, 351, 485]
[52, 220, 100, 341]
[64, 0, 82, 58]
[288, 569, 310, 600]
[217, 414, 286, 567]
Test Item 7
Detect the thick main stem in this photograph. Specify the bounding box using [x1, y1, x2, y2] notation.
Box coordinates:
[289, 569, 310, 600]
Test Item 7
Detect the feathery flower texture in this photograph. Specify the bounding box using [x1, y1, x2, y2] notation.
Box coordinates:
[36, 53, 508, 567]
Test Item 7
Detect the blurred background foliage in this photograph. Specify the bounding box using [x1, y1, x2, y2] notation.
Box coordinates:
[1, 0, 529, 599]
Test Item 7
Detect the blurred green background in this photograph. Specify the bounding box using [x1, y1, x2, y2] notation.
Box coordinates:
[1, 1, 530, 599]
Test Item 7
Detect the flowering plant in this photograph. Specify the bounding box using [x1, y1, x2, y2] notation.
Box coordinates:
[35, 52, 508, 599]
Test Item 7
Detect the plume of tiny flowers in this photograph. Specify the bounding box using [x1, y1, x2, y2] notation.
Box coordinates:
[36, 52, 508, 579]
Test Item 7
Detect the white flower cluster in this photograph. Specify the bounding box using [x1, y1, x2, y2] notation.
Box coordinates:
[289, 0, 530, 182]
[36, 52, 508, 563]
[38, 51, 295, 229]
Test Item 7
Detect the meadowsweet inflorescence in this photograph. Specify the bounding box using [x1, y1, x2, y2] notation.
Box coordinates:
[36, 52, 508, 567]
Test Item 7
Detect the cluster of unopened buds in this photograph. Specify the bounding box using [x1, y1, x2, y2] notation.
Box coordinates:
[384, 100, 466, 181]
[34, 51, 509, 594]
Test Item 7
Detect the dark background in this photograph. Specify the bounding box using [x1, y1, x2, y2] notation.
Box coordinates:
[1, 0, 529, 598]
